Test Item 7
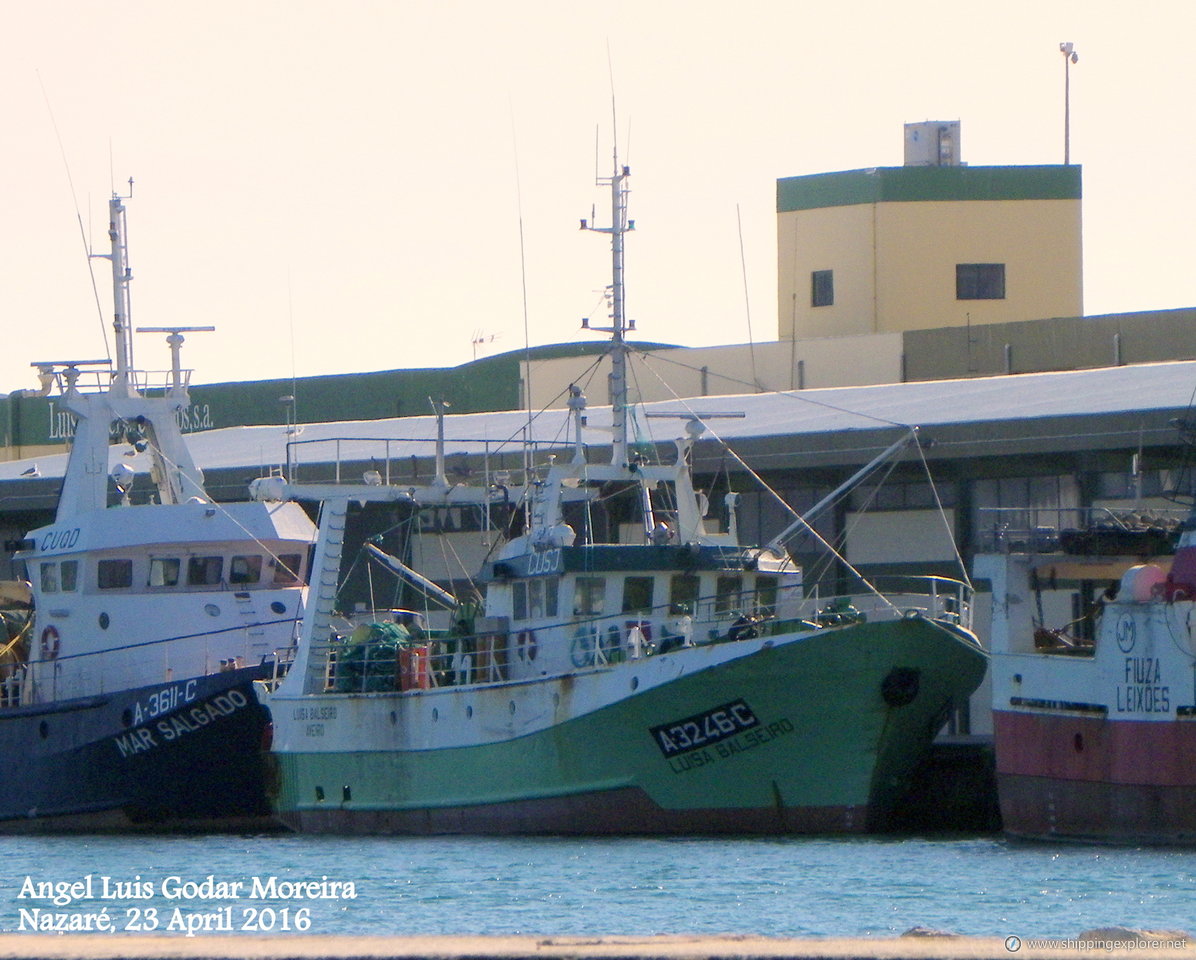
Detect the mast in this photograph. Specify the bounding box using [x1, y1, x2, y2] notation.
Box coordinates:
[45, 188, 213, 517]
[104, 183, 136, 394]
[581, 156, 635, 467]
[608, 160, 629, 467]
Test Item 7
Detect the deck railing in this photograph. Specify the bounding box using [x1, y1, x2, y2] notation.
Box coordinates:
[301, 575, 975, 696]
[0, 615, 300, 709]
[282, 434, 572, 488]
[975, 506, 1185, 555]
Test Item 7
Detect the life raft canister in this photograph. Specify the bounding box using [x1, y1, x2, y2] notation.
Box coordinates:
[40, 625, 60, 661]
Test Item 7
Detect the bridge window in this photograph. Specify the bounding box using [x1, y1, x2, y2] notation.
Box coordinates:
[574, 577, 606, 618]
[513, 581, 528, 621]
[230, 555, 263, 585]
[148, 557, 181, 588]
[60, 560, 78, 592]
[669, 574, 700, 615]
[528, 578, 545, 618]
[39, 563, 58, 594]
[622, 576, 654, 614]
[715, 575, 743, 614]
[543, 576, 560, 617]
[98, 559, 133, 590]
[188, 556, 223, 586]
[272, 554, 303, 585]
[756, 576, 778, 617]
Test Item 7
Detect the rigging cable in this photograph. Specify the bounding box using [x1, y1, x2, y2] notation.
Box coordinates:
[913, 436, 973, 588]
[737, 203, 761, 392]
[632, 354, 905, 614]
[509, 99, 535, 485]
[37, 71, 110, 360]
[635, 348, 911, 429]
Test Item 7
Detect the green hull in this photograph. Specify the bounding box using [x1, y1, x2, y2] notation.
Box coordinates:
[268, 617, 985, 834]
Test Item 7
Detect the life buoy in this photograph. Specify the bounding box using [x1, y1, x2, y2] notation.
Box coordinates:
[40, 625, 60, 661]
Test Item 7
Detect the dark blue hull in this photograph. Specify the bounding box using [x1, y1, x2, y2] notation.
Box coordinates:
[0, 665, 278, 833]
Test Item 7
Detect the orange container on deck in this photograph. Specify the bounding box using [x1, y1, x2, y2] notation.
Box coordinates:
[399, 646, 431, 691]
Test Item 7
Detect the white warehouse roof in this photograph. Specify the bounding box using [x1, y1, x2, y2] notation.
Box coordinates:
[3, 360, 1195, 483]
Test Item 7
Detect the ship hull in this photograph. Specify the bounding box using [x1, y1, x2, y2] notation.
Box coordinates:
[267, 617, 985, 835]
[0, 665, 277, 833]
[977, 549, 1196, 846]
[994, 710, 1196, 845]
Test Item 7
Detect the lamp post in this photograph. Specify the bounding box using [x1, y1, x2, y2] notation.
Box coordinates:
[1060, 42, 1079, 165]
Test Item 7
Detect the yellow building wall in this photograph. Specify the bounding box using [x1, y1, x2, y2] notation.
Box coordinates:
[779, 195, 1082, 340]
[874, 198, 1082, 332]
[778, 205, 877, 341]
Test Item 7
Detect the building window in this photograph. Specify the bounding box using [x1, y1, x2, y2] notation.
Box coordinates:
[1096, 469, 1168, 500]
[971, 474, 1081, 547]
[850, 480, 957, 511]
[811, 270, 834, 307]
[956, 263, 1005, 300]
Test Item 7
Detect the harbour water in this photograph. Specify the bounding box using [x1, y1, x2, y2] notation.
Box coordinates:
[0, 833, 1192, 940]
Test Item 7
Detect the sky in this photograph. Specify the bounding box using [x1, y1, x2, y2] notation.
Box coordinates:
[2, 0, 1194, 395]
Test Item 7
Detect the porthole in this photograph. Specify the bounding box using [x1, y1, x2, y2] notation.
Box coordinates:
[270, 601, 287, 615]
[38, 721, 48, 739]
[98, 612, 110, 630]
[204, 604, 221, 617]
[389, 711, 398, 725]
[432, 708, 439, 721]
[509, 701, 516, 715]
[121, 709, 133, 728]
[1073, 732, 1084, 753]
[466, 705, 473, 718]
[630, 676, 639, 691]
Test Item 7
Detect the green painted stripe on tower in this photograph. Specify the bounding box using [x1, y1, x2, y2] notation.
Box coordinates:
[777, 165, 1082, 212]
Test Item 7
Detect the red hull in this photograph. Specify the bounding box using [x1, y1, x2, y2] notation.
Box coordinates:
[994, 710, 1196, 844]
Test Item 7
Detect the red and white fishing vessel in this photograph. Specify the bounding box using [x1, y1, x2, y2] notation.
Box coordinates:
[976, 506, 1195, 844]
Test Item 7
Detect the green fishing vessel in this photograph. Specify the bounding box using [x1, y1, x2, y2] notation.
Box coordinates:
[255, 157, 986, 834]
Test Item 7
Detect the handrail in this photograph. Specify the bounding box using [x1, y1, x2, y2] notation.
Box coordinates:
[310, 576, 975, 696]
[0, 616, 298, 709]
[281, 434, 577, 488]
[976, 506, 1185, 554]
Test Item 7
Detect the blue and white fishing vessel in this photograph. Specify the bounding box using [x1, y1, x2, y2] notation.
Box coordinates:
[0, 190, 315, 831]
